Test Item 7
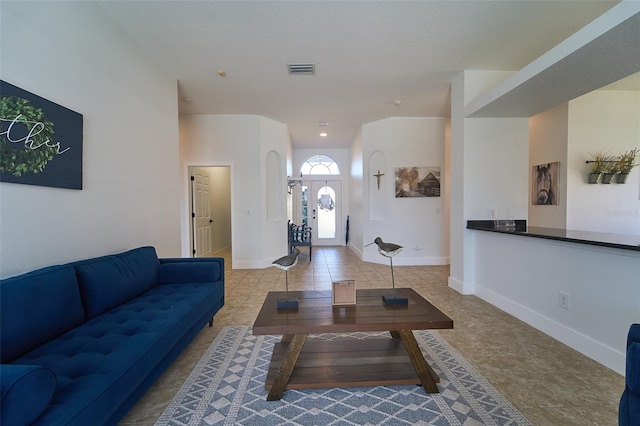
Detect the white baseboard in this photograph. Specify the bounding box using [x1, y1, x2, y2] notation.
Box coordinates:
[394, 256, 449, 266]
[349, 243, 363, 259]
[448, 276, 475, 295]
[232, 259, 272, 269]
[212, 246, 231, 255]
[363, 254, 448, 266]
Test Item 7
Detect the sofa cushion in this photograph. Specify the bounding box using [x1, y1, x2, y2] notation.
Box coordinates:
[0, 265, 84, 363]
[114, 246, 160, 289]
[76, 247, 160, 319]
[14, 280, 222, 425]
[158, 261, 221, 284]
[0, 364, 57, 426]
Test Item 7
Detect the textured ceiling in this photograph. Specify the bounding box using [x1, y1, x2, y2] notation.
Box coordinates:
[98, 1, 626, 149]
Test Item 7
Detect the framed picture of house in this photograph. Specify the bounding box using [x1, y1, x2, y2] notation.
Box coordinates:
[0, 80, 83, 190]
[532, 162, 559, 205]
[395, 167, 440, 197]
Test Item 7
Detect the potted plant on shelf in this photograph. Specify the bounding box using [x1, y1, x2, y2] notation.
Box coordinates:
[601, 159, 618, 184]
[587, 151, 608, 184]
[615, 147, 639, 184]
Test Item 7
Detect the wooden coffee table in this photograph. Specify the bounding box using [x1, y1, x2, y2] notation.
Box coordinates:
[252, 288, 453, 401]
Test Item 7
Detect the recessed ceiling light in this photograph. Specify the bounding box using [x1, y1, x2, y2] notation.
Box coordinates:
[393, 100, 402, 106]
[320, 132, 328, 137]
[317, 122, 329, 127]
[218, 70, 227, 77]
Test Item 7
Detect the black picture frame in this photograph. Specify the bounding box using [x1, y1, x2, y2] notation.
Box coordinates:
[1, 80, 83, 190]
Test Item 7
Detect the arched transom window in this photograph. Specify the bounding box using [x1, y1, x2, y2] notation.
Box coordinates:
[300, 154, 340, 175]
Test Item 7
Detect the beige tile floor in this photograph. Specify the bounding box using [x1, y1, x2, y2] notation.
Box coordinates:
[120, 246, 625, 425]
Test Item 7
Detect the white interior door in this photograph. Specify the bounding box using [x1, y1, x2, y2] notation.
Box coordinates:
[192, 168, 212, 257]
[310, 181, 342, 246]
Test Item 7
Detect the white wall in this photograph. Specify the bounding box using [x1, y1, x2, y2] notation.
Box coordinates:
[449, 71, 530, 294]
[360, 117, 448, 266]
[567, 90, 640, 235]
[529, 103, 569, 228]
[449, 73, 471, 293]
[465, 118, 530, 220]
[260, 116, 291, 259]
[443, 120, 451, 259]
[286, 133, 294, 222]
[348, 128, 365, 254]
[0, 2, 181, 278]
[179, 115, 290, 268]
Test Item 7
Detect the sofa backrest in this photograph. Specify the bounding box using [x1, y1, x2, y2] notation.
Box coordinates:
[75, 246, 160, 320]
[0, 265, 85, 363]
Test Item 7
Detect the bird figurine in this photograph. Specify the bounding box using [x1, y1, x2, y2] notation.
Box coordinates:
[365, 237, 407, 305]
[368, 237, 403, 258]
[272, 248, 300, 309]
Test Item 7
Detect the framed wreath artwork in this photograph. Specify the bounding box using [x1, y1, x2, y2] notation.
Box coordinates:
[1, 80, 83, 189]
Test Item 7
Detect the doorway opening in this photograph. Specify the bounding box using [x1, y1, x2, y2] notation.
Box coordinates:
[188, 166, 232, 258]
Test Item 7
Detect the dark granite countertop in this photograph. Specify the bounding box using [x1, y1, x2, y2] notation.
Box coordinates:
[467, 220, 640, 252]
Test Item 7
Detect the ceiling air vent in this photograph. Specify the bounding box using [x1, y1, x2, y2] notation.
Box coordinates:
[288, 63, 315, 75]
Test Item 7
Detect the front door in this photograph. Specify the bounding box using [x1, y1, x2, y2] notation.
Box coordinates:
[310, 180, 342, 246]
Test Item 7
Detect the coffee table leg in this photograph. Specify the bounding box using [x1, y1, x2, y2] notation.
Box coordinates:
[267, 333, 308, 401]
[397, 330, 439, 393]
[281, 334, 294, 342]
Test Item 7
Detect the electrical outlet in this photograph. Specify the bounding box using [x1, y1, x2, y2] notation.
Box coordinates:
[559, 292, 570, 310]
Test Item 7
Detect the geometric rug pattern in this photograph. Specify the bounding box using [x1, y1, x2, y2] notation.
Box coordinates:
[155, 326, 532, 426]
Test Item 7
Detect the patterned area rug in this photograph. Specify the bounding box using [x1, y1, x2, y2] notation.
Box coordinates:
[156, 326, 531, 426]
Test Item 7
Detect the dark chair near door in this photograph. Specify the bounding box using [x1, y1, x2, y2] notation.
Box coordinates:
[288, 220, 312, 261]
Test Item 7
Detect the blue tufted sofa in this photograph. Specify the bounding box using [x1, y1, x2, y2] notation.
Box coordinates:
[0, 246, 224, 426]
[620, 323, 640, 425]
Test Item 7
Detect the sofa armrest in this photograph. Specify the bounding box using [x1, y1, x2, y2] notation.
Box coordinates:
[158, 258, 224, 284]
[1, 364, 56, 426]
[628, 324, 640, 349]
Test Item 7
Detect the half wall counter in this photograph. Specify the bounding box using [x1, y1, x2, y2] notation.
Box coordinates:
[466, 219, 640, 375]
[467, 220, 640, 252]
